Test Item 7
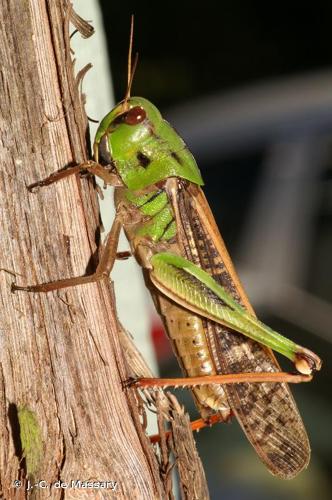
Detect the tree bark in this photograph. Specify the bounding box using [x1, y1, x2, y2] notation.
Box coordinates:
[0, 1, 163, 498]
[0, 1, 209, 499]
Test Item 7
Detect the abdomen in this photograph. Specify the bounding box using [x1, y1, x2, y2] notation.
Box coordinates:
[151, 289, 231, 418]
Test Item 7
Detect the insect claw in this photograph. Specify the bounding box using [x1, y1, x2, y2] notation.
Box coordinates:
[10, 282, 31, 293]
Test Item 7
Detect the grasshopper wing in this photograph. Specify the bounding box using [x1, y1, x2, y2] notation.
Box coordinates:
[151, 179, 311, 478]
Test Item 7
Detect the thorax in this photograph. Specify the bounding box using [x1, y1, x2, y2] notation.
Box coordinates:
[114, 183, 179, 269]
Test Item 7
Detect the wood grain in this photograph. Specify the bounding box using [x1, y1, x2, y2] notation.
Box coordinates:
[0, 1, 162, 498]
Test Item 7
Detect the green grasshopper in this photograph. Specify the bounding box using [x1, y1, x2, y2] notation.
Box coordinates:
[13, 23, 321, 480]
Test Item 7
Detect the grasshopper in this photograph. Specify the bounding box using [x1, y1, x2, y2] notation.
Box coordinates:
[13, 22, 321, 480]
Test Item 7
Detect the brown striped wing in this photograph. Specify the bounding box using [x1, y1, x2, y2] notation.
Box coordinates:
[170, 179, 310, 478]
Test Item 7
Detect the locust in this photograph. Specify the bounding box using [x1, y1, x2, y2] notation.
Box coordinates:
[13, 22, 322, 480]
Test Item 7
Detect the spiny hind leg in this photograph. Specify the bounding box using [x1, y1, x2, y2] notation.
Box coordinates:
[127, 371, 311, 389]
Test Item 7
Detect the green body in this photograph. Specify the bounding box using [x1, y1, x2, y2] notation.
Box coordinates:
[94, 97, 320, 374]
[95, 97, 204, 242]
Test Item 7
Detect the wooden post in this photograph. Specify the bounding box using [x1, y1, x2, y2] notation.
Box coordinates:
[0, 1, 163, 497]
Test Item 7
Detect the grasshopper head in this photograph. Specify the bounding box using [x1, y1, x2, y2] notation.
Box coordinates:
[94, 97, 203, 190]
[94, 97, 162, 188]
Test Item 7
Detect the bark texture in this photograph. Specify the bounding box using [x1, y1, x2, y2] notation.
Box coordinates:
[0, 1, 162, 498]
[0, 1, 209, 499]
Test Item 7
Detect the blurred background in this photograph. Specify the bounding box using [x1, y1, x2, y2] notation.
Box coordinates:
[73, 2, 331, 498]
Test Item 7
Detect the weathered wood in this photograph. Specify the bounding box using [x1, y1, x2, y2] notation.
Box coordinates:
[0, 1, 163, 498]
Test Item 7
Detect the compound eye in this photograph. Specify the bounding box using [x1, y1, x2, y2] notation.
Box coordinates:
[124, 106, 146, 125]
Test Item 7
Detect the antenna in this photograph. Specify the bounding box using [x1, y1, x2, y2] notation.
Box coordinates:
[123, 15, 138, 110]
